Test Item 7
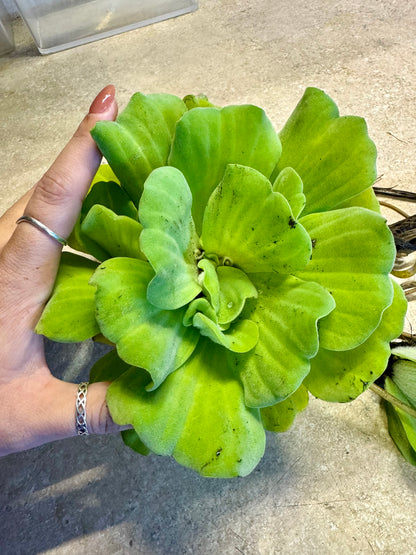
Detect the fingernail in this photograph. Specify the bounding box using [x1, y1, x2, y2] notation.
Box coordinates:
[89, 85, 116, 114]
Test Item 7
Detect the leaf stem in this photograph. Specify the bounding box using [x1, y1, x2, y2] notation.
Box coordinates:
[379, 200, 410, 219]
[370, 383, 416, 419]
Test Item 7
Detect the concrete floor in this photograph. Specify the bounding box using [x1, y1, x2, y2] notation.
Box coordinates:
[1, 1, 416, 553]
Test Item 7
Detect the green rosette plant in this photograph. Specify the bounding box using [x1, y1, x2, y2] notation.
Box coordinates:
[36, 88, 407, 477]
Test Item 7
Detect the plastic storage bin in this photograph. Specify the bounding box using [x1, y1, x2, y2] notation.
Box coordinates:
[14, 0, 198, 54]
[0, 0, 14, 55]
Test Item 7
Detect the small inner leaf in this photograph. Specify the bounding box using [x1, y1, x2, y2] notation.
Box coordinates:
[217, 266, 258, 325]
[201, 164, 312, 274]
[183, 298, 218, 327]
[139, 166, 202, 310]
[192, 313, 259, 353]
[198, 258, 220, 313]
[272, 167, 306, 219]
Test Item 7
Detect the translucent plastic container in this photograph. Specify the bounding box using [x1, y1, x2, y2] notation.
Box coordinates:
[0, 0, 14, 55]
[14, 0, 198, 54]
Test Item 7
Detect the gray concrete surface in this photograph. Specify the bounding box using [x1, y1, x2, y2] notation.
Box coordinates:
[1, 1, 416, 553]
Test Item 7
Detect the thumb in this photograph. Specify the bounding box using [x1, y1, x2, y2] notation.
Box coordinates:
[85, 381, 129, 435]
[2, 85, 118, 307]
[24, 85, 118, 241]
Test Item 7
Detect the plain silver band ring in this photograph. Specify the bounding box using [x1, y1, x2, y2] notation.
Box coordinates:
[76, 382, 89, 436]
[16, 215, 67, 247]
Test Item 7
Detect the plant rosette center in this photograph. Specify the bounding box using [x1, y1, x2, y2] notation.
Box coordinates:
[36, 88, 407, 478]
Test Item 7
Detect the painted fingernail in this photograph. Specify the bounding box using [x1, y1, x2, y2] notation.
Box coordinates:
[89, 85, 116, 114]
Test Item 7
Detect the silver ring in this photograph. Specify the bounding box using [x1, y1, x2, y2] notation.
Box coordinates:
[16, 215, 67, 247]
[76, 382, 89, 436]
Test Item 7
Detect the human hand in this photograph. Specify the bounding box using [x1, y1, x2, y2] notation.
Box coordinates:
[0, 85, 126, 456]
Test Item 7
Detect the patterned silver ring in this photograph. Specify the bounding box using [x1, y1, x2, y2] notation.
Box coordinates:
[75, 382, 89, 436]
[16, 215, 67, 247]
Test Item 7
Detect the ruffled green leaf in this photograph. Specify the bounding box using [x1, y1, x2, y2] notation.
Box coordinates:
[273, 87, 377, 215]
[391, 363, 416, 409]
[90, 257, 199, 389]
[201, 165, 312, 274]
[192, 313, 259, 353]
[305, 279, 407, 402]
[384, 379, 416, 466]
[80, 205, 144, 262]
[385, 401, 416, 466]
[229, 273, 335, 408]
[88, 348, 153, 456]
[335, 186, 381, 213]
[391, 345, 416, 364]
[89, 348, 134, 383]
[261, 384, 309, 432]
[272, 167, 306, 218]
[385, 352, 416, 465]
[122, 429, 152, 456]
[390, 345, 416, 407]
[36, 253, 99, 342]
[92, 93, 187, 204]
[297, 207, 396, 350]
[385, 377, 416, 452]
[139, 167, 201, 310]
[217, 266, 258, 325]
[82, 180, 137, 220]
[91, 164, 120, 187]
[68, 178, 138, 254]
[169, 105, 282, 231]
[107, 339, 266, 477]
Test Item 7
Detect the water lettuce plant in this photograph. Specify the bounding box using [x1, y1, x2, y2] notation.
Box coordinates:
[36, 88, 407, 477]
